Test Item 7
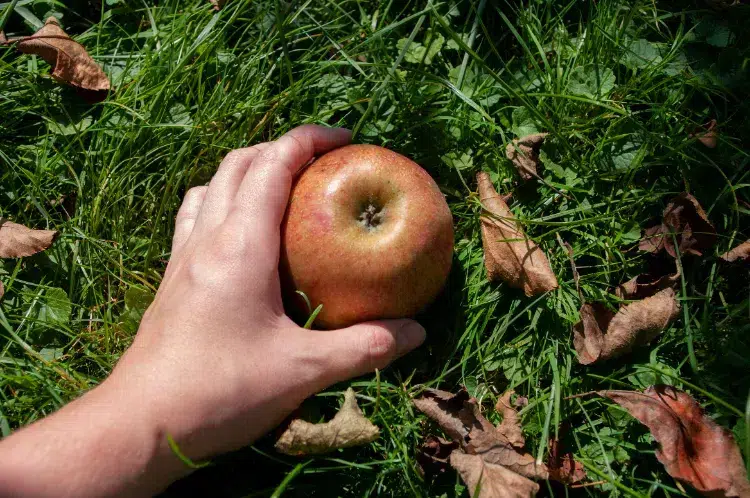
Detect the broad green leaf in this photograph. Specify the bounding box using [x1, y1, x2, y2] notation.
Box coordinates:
[441, 150, 473, 171]
[396, 29, 444, 65]
[38, 287, 71, 326]
[622, 39, 662, 70]
[511, 107, 538, 137]
[125, 285, 154, 311]
[567, 65, 615, 99]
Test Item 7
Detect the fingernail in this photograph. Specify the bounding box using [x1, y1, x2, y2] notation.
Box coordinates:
[396, 321, 426, 356]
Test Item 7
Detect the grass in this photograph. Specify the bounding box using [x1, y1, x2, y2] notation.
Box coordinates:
[1, 0, 749, 496]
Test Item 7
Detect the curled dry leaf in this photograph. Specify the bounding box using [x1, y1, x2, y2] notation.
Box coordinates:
[495, 390, 526, 448]
[275, 388, 379, 455]
[601, 386, 750, 498]
[0, 218, 59, 258]
[690, 119, 718, 149]
[720, 240, 750, 263]
[450, 452, 539, 498]
[573, 288, 680, 365]
[616, 270, 681, 300]
[17, 17, 110, 98]
[639, 193, 716, 258]
[412, 388, 494, 443]
[417, 436, 459, 477]
[477, 172, 558, 296]
[547, 423, 586, 485]
[466, 429, 549, 480]
[505, 133, 548, 181]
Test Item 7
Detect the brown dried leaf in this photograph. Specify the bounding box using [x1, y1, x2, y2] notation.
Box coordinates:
[505, 133, 548, 181]
[690, 119, 718, 148]
[573, 288, 680, 365]
[547, 424, 586, 485]
[616, 270, 680, 300]
[413, 388, 494, 443]
[17, 17, 110, 97]
[209, 0, 226, 9]
[0, 219, 59, 258]
[0, 31, 6, 44]
[639, 193, 716, 258]
[601, 386, 750, 497]
[720, 240, 750, 263]
[0, 281, 4, 300]
[495, 390, 526, 448]
[275, 388, 379, 455]
[450, 452, 539, 498]
[417, 436, 459, 477]
[477, 172, 558, 296]
[466, 429, 549, 480]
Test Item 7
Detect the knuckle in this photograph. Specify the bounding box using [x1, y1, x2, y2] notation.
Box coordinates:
[360, 326, 397, 371]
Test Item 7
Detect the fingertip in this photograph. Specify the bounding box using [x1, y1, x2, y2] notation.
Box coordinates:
[392, 319, 426, 357]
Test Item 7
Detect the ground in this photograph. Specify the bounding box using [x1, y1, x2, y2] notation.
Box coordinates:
[1, 0, 749, 496]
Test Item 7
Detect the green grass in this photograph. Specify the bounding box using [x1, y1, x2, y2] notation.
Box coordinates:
[1, 0, 749, 496]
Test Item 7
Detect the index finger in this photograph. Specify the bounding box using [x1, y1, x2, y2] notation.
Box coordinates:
[232, 125, 352, 235]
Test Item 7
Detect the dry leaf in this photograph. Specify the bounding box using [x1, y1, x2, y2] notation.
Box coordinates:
[17, 17, 110, 98]
[547, 423, 586, 485]
[616, 270, 681, 300]
[477, 172, 558, 296]
[0, 281, 4, 300]
[690, 119, 718, 148]
[720, 240, 750, 263]
[450, 452, 539, 498]
[573, 288, 680, 365]
[639, 193, 716, 258]
[0, 219, 59, 258]
[417, 436, 459, 477]
[0, 32, 6, 44]
[601, 386, 750, 498]
[495, 390, 526, 448]
[412, 388, 494, 443]
[466, 429, 549, 480]
[506, 133, 548, 181]
[209, 0, 226, 9]
[275, 388, 379, 455]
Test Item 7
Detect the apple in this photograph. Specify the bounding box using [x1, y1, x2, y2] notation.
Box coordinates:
[280, 144, 454, 329]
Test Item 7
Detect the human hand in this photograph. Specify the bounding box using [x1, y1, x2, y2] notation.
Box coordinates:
[105, 125, 427, 469]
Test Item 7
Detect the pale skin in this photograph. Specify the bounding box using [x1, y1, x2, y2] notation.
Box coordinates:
[0, 125, 426, 497]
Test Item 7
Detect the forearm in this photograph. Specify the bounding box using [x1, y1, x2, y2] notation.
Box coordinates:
[0, 379, 191, 497]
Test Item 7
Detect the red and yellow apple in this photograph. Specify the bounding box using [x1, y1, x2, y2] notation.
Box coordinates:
[280, 144, 454, 329]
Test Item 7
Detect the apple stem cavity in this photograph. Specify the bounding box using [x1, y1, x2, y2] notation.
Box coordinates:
[358, 203, 384, 231]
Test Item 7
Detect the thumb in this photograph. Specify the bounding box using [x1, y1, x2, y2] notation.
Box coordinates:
[314, 319, 426, 385]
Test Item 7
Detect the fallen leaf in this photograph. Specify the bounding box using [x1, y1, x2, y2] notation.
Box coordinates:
[601, 386, 750, 497]
[0, 32, 6, 44]
[690, 119, 718, 148]
[414, 388, 549, 481]
[17, 17, 110, 98]
[0, 219, 59, 258]
[639, 193, 716, 258]
[616, 270, 681, 300]
[720, 240, 750, 263]
[573, 288, 680, 364]
[412, 388, 494, 443]
[506, 133, 548, 181]
[547, 423, 586, 485]
[449, 452, 539, 498]
[0, 281, 4, 299]
[275, 388, 379, 455]
[209, 0, 226, 9]
[477, 172, 558, 296]
[466, 429, 549, 480]
[495, 390, 526, 448]
[417, 436, 459, 477]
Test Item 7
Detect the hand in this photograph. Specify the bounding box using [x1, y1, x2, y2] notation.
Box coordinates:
[0, 125, 426, 497]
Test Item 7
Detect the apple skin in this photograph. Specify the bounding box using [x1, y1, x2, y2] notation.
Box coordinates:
[280, 144, 454, 329]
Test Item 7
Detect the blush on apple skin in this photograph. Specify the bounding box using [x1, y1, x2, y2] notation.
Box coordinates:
[280, 144, 454, 329]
